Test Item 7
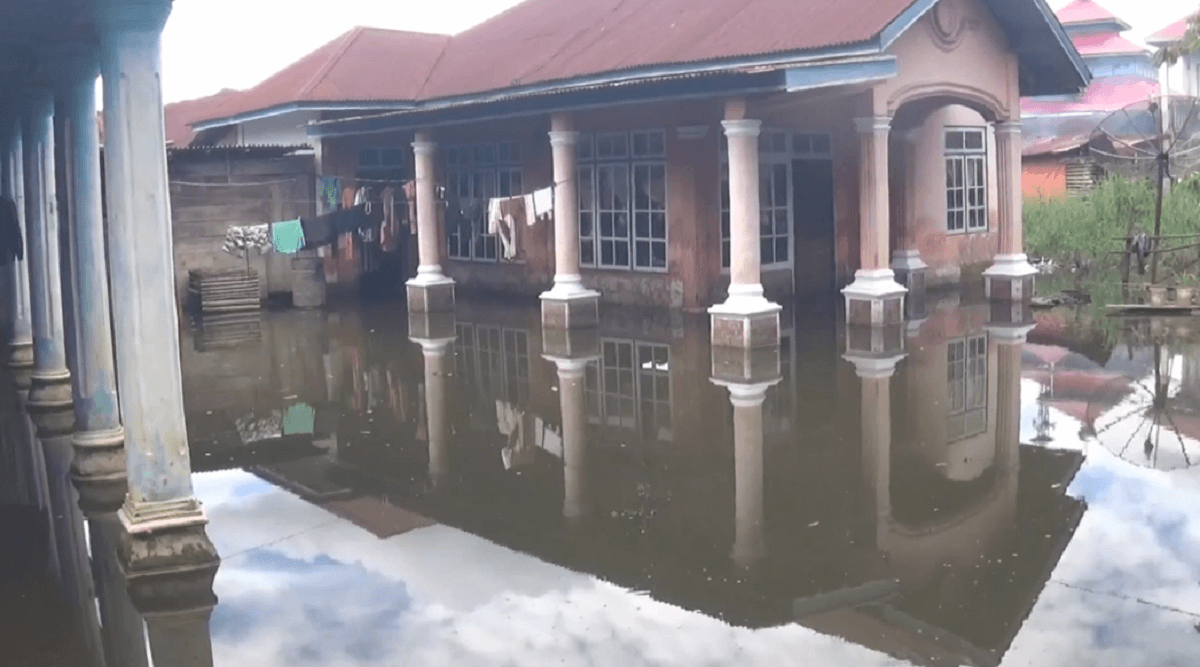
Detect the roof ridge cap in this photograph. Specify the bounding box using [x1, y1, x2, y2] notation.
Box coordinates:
[299, 27, 366, 101]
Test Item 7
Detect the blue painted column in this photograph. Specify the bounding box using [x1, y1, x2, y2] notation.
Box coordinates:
[93, 0, 217, 573]
[21, 86, 74, 421]
[52, 43, 127, 508]
[1, 109, 34, 385]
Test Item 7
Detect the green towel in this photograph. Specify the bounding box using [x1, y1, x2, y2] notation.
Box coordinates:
[271, 219, 305, 254]
[283, 402, 316, 435]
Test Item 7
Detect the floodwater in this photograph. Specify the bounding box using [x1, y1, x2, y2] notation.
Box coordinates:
[14, 293, 1200, 666]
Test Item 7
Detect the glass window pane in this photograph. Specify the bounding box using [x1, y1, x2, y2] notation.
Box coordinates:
[615, 241, 629, 267]
[812, 134, 831, 154]
[358, 149, 380, 167]
[651, 242, 666, 268]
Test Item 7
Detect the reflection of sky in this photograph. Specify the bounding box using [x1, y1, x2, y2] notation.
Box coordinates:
[182, 362, 1200, 667]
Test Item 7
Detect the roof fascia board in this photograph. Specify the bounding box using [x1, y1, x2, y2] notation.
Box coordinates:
[309, 72, 790, 139]
[194, 100, 419, 131]
[1028, 0, 1093, 90]
[785, 56, 897, 93]
[879, 0, 941, 50]
[311, 43, 881, 131]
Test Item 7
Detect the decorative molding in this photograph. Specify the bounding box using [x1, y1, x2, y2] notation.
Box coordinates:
[928, 0, 967, 51]
[887, 82, 1008, 123]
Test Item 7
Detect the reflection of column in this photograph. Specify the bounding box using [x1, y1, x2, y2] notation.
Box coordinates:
[94, 0, 218, 569]
[143, 606, 215, 667]
[728, 382, 773, 571]
[541, 113, 599, 329]
[986, 323, 1032, 477]
[557, 359, 591, 524]
[406, 131, 454, 312]
[983, 121, 1036, 301]
[417, 337, 453, 487]
[0, 107, 33, 383]
[22, 85, 74, 416]
[845, 353, 903, 549]
[89, 514, 150, 667]
[843, 116, 906, 326]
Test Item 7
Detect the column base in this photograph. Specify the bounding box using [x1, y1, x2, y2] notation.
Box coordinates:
[408, 312, 457, 341]
[983, 254, 1037, 302]
[542, 327, 600, 361]
[406, 274, 455, 313]
[891, 250, 928, 296]
[842, 269, 907, 326]
[119, 524, 219, 615]
[709, 287, 782, 348]
[28, 369, 73, 408]
[711, 346, 782, 385]
[540, 285, 600, 329]
[5, 341, 33, 390]
[290, 253, 327, 308]
[71, 427, 128, 516]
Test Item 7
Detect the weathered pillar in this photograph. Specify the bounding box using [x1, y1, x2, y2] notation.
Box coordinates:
[1, 108, 33, 388]
[89, 514, 151, 667]
[543, 326, 600, 526]
[983, 121, 1036, 301]
[49, 42, 128, 509]
[843, 116, 906, 326]
[986, 315, 1034, 479]
[21, 86, 74, 423]
[541, 114, 599, 329]
[712, 336, 781, 574]
[844, 346, 904, 549]
[93, 0, 219, 574]
[410, 313, 455, 487]
[406, 131, 454, 312]
[710, 102, 781, 348]
[890, 129, 927, 296]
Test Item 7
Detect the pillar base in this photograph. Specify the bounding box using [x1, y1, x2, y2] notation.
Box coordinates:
[5, 341, 33, 390]
[290, 254, 327, 308]
[408, 312, 457, 341]
[540, 286, 600, 329]
[28, 403, 76, 438]
[28, 369, 73, 410]
[711, 346, 782, 385]
[842, 269, 907, 326]
[542, 327, 600, 361]
[891, 251, 928, 297]
[709, 287, 782, 348]
[119, 525, 219, 615]
[71, 427, 127, 515]
[406, 274, 455, 313]
[983, 254, 1037, 302]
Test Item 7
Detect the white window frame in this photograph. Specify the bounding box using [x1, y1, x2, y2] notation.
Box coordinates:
[453, 323, 530, 407]
[445, 141, 523, 262]
[944, 127, 987, 234]
[357, 147, 408, 179]
[719, 130, 831, 272]
[585, 339, 672, 442]
[577, 130, 668, 272]
[947, 335, 988, 441]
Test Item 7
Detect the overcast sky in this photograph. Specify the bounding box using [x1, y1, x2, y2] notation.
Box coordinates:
[158, 0, 1200, 104]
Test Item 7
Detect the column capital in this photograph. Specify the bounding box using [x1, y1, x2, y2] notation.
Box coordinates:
[854, 115, 892, 134]
[995, 120, 1023, 135]
[91, 0, 174, 35]
[412, 337, 455, 352]
[711, 378, 780, 407]
[721, 119, 762, 138]
[39, 41, 100, 90]
[412, 140, 437, 157]
[553, 357, 592, 378]
[549, 130, 579, 148]
[843, 353, 904, 378]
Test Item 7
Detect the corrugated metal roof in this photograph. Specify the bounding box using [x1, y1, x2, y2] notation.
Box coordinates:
[165, 89, 243, 146]
[1022, 134, 1089, 157]
[1071, 32, 1147, 57]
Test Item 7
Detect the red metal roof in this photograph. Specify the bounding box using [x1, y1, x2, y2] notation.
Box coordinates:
[1054, 0, 1125, 27]
[1022, 134, 1090, 157]
[202, 27, 451, 123]
[416, 0, 915, 100]
[164, 89, 243, 146]
[1147, 14, 1193, 46]
[1020, 75, 1159, 115]
[1071, 32, 1147, 57]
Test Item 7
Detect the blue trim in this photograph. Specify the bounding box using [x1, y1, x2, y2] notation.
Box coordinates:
[193, 100, 419, 132]
[879, 0, 940, 50]
[784, 57, 897, 92]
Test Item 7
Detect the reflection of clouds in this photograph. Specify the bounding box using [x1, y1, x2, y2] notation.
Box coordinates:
[198, 470, 900, 667]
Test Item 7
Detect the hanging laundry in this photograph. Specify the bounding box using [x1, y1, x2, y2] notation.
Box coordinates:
[342, 186, 357, 210]
[497, 400, 535, 470]
[488, 196, 525, 261]
[401, 181, 418, 233]
[381, 186, 398, 252]
[0, 196, 23, 266]
[321, 176, 341, 211]
[222, 223, 271, 257]
[529, 186, 554, 226]
[282, 402, 316, 436]
[235, 410, 283, 444]
[271, 219, 306, 254]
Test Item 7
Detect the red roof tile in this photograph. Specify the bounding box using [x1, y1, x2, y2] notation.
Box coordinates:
[1020, 75, 1159, 115]
[417, 0, 915, 100]
[1071, 32, 1147, 57]
[164, 89, 243, 146]
[1147, 14, 1194, 46]
[201, 27, 450, 124]
[1054, 0, 1126, 27]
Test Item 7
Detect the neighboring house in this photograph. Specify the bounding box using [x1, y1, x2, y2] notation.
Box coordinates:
[1147, 12, 1200, 96]
[1020, 0, 1160, 198]
[192, 0, 1087, 304]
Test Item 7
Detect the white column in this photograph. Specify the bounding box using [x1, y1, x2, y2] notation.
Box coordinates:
[410, 132, 447, 285]
[548, 116, 582, 295]
[418, 337, 453, 487]
[983, 121, 1036, 300]
[50, 43, 127, 491]
[726, 382, 773, 572]
[94, 0, 207, 531]
[843, 116, 906, 323]
[890, 129, 927, 280]
[844, 353, 903, 548]
[0, 110, 33, 376]
[718, 118, 774, 309]
[21, 86, 73, 414]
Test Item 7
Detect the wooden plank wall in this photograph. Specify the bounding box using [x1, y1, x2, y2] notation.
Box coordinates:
[169, 154, 316, 306]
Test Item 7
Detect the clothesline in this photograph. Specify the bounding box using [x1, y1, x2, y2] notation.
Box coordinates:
[170, 176, 310, 188]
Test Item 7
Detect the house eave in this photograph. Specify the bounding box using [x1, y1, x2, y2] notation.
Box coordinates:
[192, 100, 419, 132]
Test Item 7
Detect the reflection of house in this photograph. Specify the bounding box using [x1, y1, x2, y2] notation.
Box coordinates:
[196, 300, 1085, 666]
[186, 0, 1086, 305]
[1020, 0, 1160, 198]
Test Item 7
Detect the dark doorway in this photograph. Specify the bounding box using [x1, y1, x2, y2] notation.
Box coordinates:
[792, 159, 836, 296]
